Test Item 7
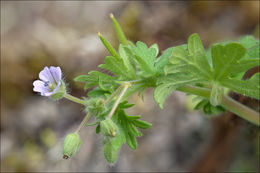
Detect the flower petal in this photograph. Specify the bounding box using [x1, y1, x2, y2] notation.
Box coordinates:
[42, 91, 53, 96]
[41, 81, 61, 96]
[33, 80, 50, 93]
[39, 67, 54, 83]
[50, 66, 62, 83]
[52, 81, 61, 93]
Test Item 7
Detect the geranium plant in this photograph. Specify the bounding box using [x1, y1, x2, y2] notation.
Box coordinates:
[33, 14, 259, 164]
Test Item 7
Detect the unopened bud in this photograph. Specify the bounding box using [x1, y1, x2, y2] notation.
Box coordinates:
[63, 133, 81, 159]
[86, 98, 106, 118]
[100, 118, 118, 137]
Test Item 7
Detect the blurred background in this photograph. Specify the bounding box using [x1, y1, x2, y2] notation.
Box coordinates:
[1, 1, 259, 172]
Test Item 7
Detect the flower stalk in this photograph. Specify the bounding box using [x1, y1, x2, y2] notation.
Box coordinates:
[64, 93, 86, 105]
[104, 85, 124, 104]
[75, 112, 92, 133]
[107, 82, 131, 118]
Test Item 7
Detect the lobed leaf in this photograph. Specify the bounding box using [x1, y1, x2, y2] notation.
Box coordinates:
[168, 34, 212, 80]
[74, 71, 116, 90]
[220, 73, 260, 100]
[130, 41, 158, 75]
[118, 44, 137, 78]
[238, 35, 259, 59]
[99, 56, 135, 79]
[154, 47, 174, 74]
[211, 43, 247, 80]
[111, 101, 152, 151]
[154, 73, 202, 108]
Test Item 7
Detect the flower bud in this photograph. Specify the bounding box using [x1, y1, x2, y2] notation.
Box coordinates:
[100, 118, 118, 137]
[51, 80, 66, 100]
[63, 133, 81, 159]
[86, 98, 106, 118]
[103, 141, 118, 164]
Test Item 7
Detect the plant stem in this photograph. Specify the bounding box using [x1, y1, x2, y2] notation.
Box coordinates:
[221, 95, 259, 126]
[107, 83, 131, 118]
[104, 85, 124, 104]
[177, 85, 259, 126]
[64, 93, 86, 105]
[75, 112, 91, 133]
[177, 85, 211, 99]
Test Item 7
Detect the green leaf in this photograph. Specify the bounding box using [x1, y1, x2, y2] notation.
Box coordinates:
[123, 82, 148, 99]
[125, 133, 137, 150]
[87, 87, 110, 98]
[211, 43, 247, 80]
[238, 35, 259, 59]
[227, 58, 260, 77]
[194, 98, 225, 115]
[194, 99, 208, 110]
[154, 83, 176, 109]
[111, 101, 152, 150]
[187, 34, 212, 79]
[168, 34, 212, 80]
[96, 124, 101, 134]
[211, 41, 259, 99]
[126, 115, 141, 120]
[118, 44, 136, 78]
[164, 64, 186, 75]
[154, 47, 174, 74]
[154, 73, 202, 108]
[220, 73, 260, 100]
[130, 41, 158, 74]
[74, 71, 116, 90]
[116, 101, 135, 109]
[99, 56, 135, 79]
[150, 44, 159, 57]
[132, 119, 152, 129]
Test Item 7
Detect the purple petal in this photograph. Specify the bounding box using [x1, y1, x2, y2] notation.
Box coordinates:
[33, 80, 49, 93]
[50, 66, 62, 83]
[42, 91, 53, 96]
[39, 67, 54, 83]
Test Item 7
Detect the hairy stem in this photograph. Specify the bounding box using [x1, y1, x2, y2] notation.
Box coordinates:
[108, 83, 131, 118]
[177, 85, 211, 98]
[104, 85, 124, 104]
[64, 93, 86, 105]
[177, 85, 259, 126]
[221, 95, 259, 126]
[75, 112, 91, 133]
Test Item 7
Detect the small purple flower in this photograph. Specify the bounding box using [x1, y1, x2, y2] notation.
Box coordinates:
[33, 66, 62, 96]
